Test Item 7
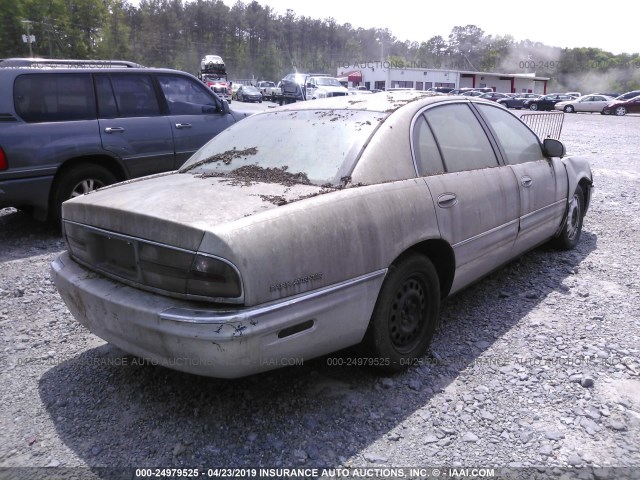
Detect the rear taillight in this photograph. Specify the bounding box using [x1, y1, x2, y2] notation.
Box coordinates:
[0, 147, 7, 170]
[187, 254, 242, 298]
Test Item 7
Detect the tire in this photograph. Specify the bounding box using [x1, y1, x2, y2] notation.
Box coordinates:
[615, 106, 627, 116]
[529, 103, 539, 111]
[564, 105, 575, 113]
[51, 163, 117, 225]
[552, 185, 585, 250]
[360, 253, 440, 372]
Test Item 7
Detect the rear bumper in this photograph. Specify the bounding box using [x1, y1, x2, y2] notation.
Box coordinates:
[0, 174, 53, 211]
[52, 252, 385, 378]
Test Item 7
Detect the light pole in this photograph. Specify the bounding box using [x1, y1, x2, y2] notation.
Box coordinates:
[376, 37, 386, 90]
[21, 20, 34, 57]
[376, 37, 384, 64]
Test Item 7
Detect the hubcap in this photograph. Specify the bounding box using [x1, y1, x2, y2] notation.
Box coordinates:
[70, 179, 105, 198]
[389, 276, 427, 352]
[566, 194, 581, 240]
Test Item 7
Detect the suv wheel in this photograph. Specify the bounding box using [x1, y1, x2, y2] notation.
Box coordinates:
[51, 164, 117, 225]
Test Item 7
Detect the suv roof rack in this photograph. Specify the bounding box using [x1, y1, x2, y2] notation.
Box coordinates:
[0, 58, 143, 68]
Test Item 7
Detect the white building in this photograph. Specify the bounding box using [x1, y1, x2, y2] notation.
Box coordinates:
[337, 62, 550, 94]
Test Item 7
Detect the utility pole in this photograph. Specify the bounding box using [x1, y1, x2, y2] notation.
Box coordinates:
[21, 20, 35, 57]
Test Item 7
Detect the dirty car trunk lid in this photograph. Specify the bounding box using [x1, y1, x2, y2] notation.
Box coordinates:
[61, 171, 325, 251]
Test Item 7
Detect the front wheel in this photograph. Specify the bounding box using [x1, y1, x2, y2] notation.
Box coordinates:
[552, 185, 585, 250]
[564, 105, 575, 113]
[615, 106, 627, 116]
[529, 103, 539, 111]
[360, 253, 440, 372]
[51, 163, 117, 225]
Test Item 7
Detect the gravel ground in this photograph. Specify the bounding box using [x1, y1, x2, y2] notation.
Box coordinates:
[1, 112, 639, 480]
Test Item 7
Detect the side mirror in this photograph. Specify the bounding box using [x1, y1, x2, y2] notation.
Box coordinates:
[543, 138, 566, 157]
[221, 99, 231, 114]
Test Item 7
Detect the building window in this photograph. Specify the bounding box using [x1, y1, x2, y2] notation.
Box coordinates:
[374, 81, 386, 90]
[392, 81, 414, 88]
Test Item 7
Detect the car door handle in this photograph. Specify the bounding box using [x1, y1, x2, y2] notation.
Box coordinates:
[521, 176, 533, 187]
[104, 127, 124, 134]
[175, 123, 192, 129]
[437, 193, 458, 208]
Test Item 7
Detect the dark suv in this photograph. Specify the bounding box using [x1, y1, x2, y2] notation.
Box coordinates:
[0, 58, 245, 223]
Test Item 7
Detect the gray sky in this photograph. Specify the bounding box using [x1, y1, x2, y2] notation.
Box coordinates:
[216, 0, 638, 55]
[127, 0, 639, 55]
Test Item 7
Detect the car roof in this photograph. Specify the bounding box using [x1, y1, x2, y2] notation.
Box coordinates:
[270, 90, 498, 115]
[0, 57, 143, 68]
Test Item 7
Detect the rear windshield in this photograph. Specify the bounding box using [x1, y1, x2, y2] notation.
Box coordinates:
[180, 109, 386, 185]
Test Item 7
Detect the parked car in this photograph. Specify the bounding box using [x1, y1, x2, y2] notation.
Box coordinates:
[478, 92, 512, 102]
[255, 81, 280, 101]
[305, 75, 349, 99]
[52, 92, 592, 379]
[348, 88, 373, 95]
[601, 95, 640, 116]
[236, 85, 263, 103]
[230, 82, 242, 100]
[427, 86, 455, 94]
[497, 93, 542, 109]
[554, 94, 615, 113]
[565, 92, 582, 98]
[279, 73, 348, 103]
[0, 58, 243, 223]
[460, 90, 486, 97]
[524, 94, 574, 111]
[613, 90, 640, 101]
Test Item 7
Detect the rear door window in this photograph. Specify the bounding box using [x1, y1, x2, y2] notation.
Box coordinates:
[109, 74, 161, 117]
[14, 73, 96, 123]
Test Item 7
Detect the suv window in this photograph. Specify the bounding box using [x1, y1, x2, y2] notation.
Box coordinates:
[424, 104, 499, 173]
[110, 74, 160, 117]
[475, 104, 544, 165]
[14, 73, 96, 123]
[158, 74, 218, 115]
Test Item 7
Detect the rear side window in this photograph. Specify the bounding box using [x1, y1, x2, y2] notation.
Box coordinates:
[110, 74, 160, 117]
[424, 104, 499, 173]
[95, 75, 118, 118]
[412, 115, 445, 176]
[14, 73, 96, 123]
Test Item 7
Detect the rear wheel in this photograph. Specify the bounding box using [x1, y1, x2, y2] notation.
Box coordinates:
[51, 163, 117, 225]
[361, 253, 440, 372]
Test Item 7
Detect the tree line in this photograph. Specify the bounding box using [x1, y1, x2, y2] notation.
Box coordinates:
[2, 0, 639, 92]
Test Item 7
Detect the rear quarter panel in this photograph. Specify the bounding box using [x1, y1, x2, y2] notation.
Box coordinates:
[198, 180, 440, 306]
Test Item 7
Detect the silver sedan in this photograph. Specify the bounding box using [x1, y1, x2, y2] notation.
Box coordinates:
[554, 94, 615, 113]
[52, 92, 593, 378]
